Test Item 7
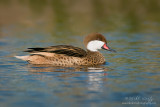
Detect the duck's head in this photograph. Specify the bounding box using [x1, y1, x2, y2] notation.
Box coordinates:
[84, 33, 116, 52]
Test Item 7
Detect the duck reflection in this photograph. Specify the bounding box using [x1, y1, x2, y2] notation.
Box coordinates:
[27, 64, 108, 72]
[87, 67, 108, 92]
[27, 64, 84, 73]
[26, 64, 108, 92]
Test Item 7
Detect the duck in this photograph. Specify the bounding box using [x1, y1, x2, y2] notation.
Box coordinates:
[15, 33, 116, 66]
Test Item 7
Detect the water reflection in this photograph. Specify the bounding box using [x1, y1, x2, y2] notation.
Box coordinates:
[26, 64, 108, 92]
[26, 64, 108, 73]
[87, 67, 108, 92]
[27, 64, 82, 73]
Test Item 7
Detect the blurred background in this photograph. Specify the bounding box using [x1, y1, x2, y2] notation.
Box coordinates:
[1, 0, 160, 37]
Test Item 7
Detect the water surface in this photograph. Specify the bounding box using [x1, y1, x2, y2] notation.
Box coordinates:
[0, 1, 160, 107]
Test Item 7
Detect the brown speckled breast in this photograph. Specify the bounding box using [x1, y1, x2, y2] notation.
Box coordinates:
[81, 51, 105, 65]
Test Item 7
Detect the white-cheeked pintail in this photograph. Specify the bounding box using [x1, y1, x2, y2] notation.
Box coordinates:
[15, 33, 116, 66]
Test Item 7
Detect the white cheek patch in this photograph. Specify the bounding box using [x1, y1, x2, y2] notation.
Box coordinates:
[87, 40, 105, 52]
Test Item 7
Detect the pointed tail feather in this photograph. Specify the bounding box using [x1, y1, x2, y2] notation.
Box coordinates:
[15, 55, 29, 61]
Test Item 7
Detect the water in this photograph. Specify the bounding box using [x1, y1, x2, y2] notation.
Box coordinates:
[0, 1, 160, 107]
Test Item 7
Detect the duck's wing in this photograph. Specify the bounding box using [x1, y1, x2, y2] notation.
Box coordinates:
[24, 45, 87, 57]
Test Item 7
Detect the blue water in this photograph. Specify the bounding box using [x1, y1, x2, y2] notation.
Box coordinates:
[0, 30, 159, 107]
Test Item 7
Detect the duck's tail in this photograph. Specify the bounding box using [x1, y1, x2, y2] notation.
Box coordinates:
[15, 55, 29, 61]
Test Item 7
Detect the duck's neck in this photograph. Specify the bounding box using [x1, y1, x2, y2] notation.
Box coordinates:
[87, 50, 99, 54]
[86, 50, 105, 64]
[86, 50, 103, 57]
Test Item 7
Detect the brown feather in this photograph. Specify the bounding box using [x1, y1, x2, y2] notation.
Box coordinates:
[24, 45, 87, 58]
